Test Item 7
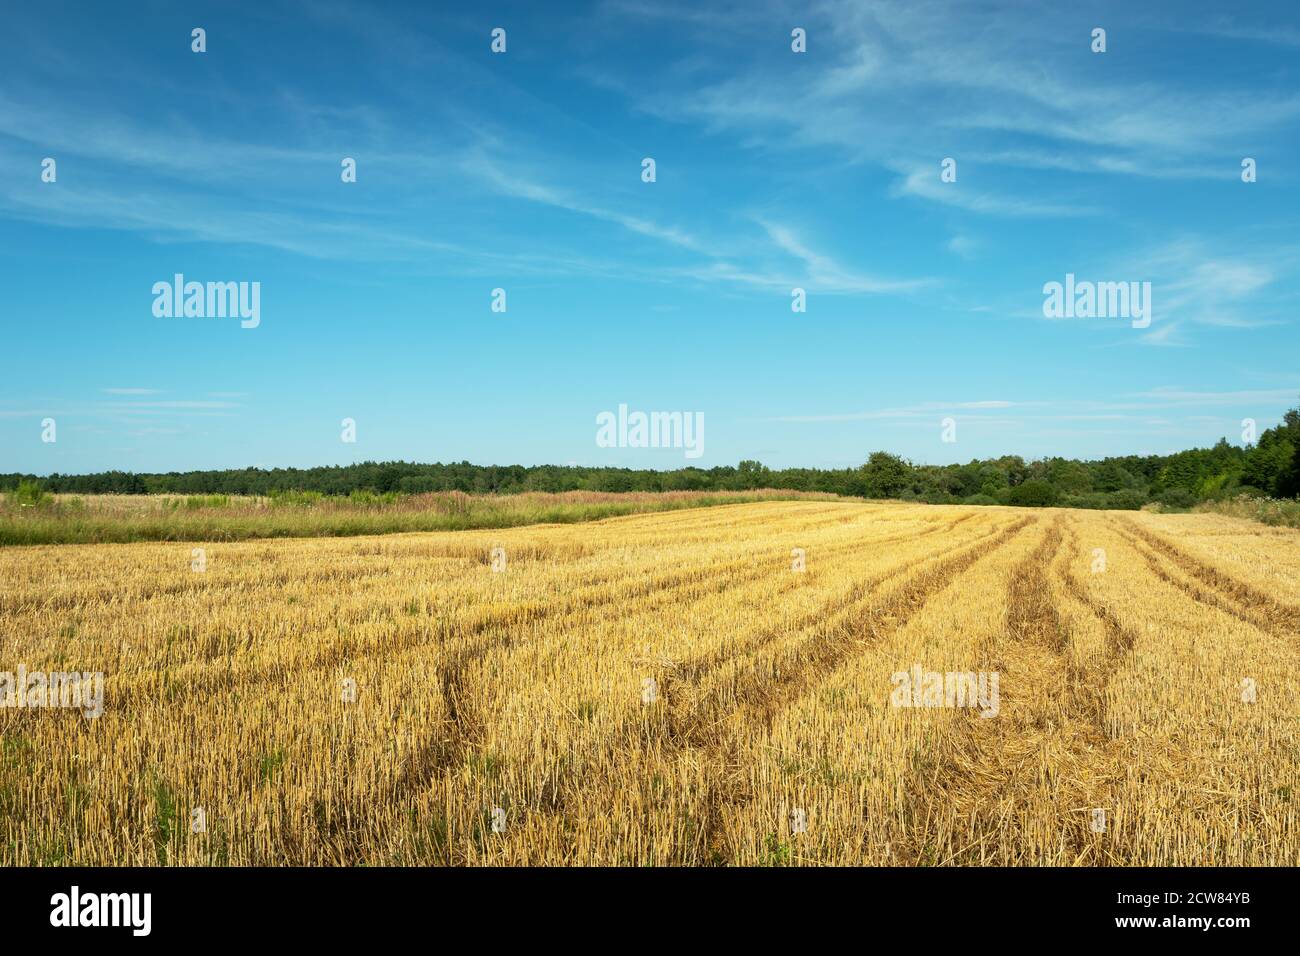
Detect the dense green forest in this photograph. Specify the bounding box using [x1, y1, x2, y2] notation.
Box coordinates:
[6, 406, 1299, 510]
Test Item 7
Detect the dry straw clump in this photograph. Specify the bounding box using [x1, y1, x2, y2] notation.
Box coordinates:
[0, 500, 1295, 865]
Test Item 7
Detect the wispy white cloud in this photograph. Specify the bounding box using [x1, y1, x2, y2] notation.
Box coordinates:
[1128, 386, 1300, 406]
[472, 159, 707, 254]
[1123, 238, 1296, 332]
[767, 387, 1300, 425]
[768, 400, 1016, 423]
[891, 167, 1099, 218]
[470, 159, 932, 294]
[602, 0, 1300, 197]
[946, 235, 981, 259]
[756, 220, 931, 293]
[1139, 321, 1186, 348]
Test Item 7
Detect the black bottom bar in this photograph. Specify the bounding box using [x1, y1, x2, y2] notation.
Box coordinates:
[0, 866, 1282, 941]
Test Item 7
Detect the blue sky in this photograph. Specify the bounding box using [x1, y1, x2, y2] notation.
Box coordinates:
[2, 0, 1298, 474]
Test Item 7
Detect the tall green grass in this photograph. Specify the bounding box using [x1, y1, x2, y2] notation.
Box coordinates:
[0, 490, 837, 546]
[1194, 494, 1300, 528]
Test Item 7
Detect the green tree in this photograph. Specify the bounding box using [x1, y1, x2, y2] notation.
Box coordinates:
[1244, 436, 1295, 496]
[1047, 458, 1093, 495]
[735, 460, 771, 489]
[1007, 479, 1057, 507]
[1092, 460, 1138, 493]
[861, 452, 913, 499]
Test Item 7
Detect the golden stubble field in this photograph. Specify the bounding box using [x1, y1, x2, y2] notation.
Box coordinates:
[1, 500, 1297, 866]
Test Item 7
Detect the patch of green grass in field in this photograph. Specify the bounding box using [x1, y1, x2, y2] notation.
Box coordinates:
[1195, 495, 1300, 528]
[0, 490, 836, 546]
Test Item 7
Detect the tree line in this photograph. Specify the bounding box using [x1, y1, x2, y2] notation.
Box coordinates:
[6, 406, 1298, 509]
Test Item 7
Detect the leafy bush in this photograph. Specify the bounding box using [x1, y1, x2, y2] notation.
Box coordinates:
[1157, 487, 1197, 510]
[962, 494, 998, 506]
[5, 480, 50, 508]
[1106, 490, 1147, 511]
[1061, 493, 1109, 510]
[1007, 479, 1058, 507]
